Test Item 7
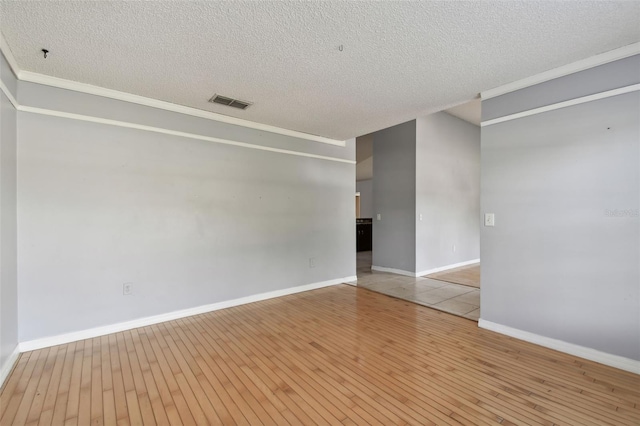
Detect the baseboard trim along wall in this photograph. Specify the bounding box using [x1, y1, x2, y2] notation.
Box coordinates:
[370, 265, 417, 277]
[18, 276, 357, 353]
[415, 259, 480, 278]
[0, 345, 21, 389]
[343, 277, 358, 286]
[372, 259, 480, 278]
[478, 319, 640, 375]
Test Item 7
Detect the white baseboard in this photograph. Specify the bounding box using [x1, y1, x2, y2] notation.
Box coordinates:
[371, 265, 417, 277]
[19, 276, 356, 353]
[372, 259, 480, 278]
[0, 345, 20, 389]
[343, 277, 358, 286]
[416, 259, 480, 277]
[478, 319, 640, 375]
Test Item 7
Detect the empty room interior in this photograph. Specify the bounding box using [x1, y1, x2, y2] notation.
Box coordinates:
[0, 2, 639, 425]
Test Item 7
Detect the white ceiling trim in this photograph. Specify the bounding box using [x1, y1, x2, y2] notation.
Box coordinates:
[481, 84, 640, 127]
[22, 105, 356, 164]
[0, 79, 19, 109]
[0, 32, 20, 77]
[18, 71, 346, 147]
[0, 78, 354, 165]
[481, 42, 640, 100]
[0, 33, 345, 148]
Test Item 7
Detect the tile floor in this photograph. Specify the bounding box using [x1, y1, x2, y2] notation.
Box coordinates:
[355, 251, 480, 321]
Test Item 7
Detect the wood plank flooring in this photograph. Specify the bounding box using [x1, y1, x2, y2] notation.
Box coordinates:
[1, 284, 639, 425]
[427, 264, 481, 288]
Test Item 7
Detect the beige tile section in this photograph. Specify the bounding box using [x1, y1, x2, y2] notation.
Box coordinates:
[356, 250, 481, 321]
[464, 309, 481, 321]
[450, 290, 480, 306]
[411, 291, 451, 305]
[360, 280, 403, 292]
[432, 299, 478, 316]
[420, 284, 474, 300]
[418, 278, 450, 289]
[382, 285, 431, 299]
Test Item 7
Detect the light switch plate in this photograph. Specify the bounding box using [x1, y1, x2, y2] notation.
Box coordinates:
[377, 214, 381, 220]
[484, 213, 495, 227]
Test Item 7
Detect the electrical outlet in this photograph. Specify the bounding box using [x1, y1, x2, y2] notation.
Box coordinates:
[377, 214, 381, 220]
[452, 244, 456, 252]
[419, 213, 423, 221]
[123, 282, 133, 295]
[309, 258, 316, 268]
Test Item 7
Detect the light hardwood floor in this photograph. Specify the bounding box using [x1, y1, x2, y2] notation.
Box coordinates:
[1, 285, 638, 425]
[427, 264, 481, 289]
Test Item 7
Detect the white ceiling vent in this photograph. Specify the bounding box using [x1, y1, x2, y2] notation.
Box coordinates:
[208, 94, 252, 110]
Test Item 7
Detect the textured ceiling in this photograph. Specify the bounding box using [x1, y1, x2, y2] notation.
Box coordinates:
[1, 1, 639, 140]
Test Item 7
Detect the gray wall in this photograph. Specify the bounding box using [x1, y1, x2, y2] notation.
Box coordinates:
[356, 179, 373, 219]
[483, 55, 640, 122]
[481, 56, 640, 360]
[372, 120, 416, 272]
[0, 52, 18, 375]
[17, 81, 356, 342]
[416, 112, 480, 273]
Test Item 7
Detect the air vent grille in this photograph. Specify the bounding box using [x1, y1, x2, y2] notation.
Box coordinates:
[209, 94, 252, 110]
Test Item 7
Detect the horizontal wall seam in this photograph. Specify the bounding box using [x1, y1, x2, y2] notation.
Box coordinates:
[0, 75, 354, 164]
[481, 84, 640, 127]
[19, 105, 356, 164]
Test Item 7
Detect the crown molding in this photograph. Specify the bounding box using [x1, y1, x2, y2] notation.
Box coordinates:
[18, 71, 346, 146]
[0, 32, 346, 147]
[482, 42, 640, 100]
[481, 83, 640, 127]
[0, 31, 20, 78]
[0, 76, 354, 165]
[21, 105, 356, 165]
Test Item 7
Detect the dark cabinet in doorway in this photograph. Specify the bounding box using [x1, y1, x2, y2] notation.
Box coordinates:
[356, 218, 372, 252]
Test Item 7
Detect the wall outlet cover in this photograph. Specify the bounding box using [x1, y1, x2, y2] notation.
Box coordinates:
[123, 283, 133, 295]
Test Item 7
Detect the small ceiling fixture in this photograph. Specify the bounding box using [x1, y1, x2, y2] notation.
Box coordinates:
[41, 49, 49, 58]
[208, 94, 252, 110]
